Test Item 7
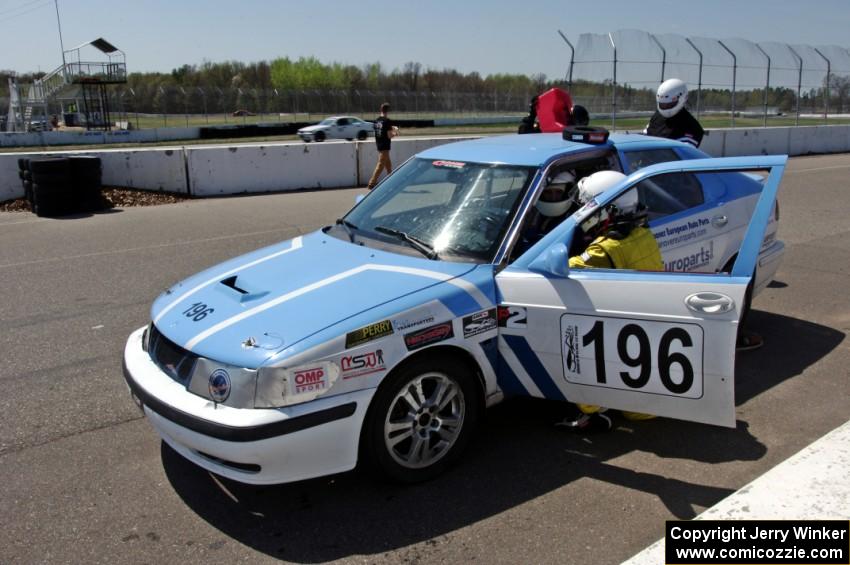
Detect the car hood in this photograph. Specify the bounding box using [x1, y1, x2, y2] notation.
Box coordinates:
[150, 230, 476, 368]
[298, 125, 326, 133]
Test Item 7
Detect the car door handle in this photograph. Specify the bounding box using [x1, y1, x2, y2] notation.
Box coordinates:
[685, 292, 735, 314]
[712, 215, 728, 227]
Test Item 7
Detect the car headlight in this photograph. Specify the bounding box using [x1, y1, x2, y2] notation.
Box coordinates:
[142, 323, 151, 352]
[255, 361, 340, 408]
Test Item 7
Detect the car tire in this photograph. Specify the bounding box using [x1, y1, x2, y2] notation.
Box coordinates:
[357, 130, 368, 141]
[314, 131, 326, 142]
[362, 354, 480, 483]
[32, 183, 71, 217]
[32, 171, 70, 186]
[29, 158, 70, 175]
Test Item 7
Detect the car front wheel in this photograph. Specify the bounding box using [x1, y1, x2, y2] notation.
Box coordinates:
[314, 131, 326, 142]
[363, 355, 479, 483]
[357, 130, 368, 140]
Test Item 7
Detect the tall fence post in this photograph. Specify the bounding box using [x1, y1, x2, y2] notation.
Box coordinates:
[557, 30, 575, 89]
[718, 40, 737, 127]
[685, 38, 704, 120]
[814, 48, 830, 123]
[787, 45, 803, 125]
[198, 87, 208, 124]
[609, 32, 617, 129]
[650, 34, 666, 83]
[755, 44, 771, 127]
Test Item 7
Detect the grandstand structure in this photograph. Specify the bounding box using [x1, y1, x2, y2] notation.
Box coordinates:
[5, 38, 126, 132]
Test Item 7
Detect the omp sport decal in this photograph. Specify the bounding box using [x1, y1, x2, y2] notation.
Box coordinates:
[154, 236, 303, 325]
[501, 335, 566, 401]
[183, 263, 492, 350]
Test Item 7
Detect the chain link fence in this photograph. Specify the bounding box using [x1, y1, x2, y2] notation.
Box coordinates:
[69, 87, 535, 130]
[560, 29, 850, 128]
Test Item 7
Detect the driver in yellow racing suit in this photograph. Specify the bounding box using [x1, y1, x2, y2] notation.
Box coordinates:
[559, 171, 663, 433]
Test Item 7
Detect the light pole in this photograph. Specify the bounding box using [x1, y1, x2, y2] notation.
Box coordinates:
[54, 0, 66, 69]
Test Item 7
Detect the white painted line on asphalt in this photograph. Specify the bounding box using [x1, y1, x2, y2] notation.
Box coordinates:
[0, 227, 295, 270]
[622, 418, 850, 565]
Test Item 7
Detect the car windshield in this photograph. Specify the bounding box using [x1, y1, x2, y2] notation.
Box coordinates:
[339, 158, 536, 262]
[319, 118, 335, 126]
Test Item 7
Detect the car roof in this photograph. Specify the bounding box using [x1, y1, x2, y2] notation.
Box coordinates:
[416, 133, 688, 167]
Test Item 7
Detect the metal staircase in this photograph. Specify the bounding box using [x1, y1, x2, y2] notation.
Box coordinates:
[6, 38, 127, 132]
[6, 65, 70, 132]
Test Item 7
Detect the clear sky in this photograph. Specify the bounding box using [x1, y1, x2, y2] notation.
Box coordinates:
[1, 0, 848, 79]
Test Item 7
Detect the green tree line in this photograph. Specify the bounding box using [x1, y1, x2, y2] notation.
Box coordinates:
[1, 56, 846, 116]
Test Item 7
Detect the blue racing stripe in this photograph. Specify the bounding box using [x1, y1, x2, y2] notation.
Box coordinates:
[502, 335, 566, 401]
[495, 349, 530, 397]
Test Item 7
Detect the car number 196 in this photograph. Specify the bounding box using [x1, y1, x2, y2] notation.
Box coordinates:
[560, 314, 704, 399]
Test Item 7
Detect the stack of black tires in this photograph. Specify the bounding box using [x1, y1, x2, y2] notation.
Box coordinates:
[17, 156, 103, 217]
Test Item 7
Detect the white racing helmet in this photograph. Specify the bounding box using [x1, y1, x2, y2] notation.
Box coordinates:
[656, 78, 688, 118]
[576, 171, 636, 230]
[535, 171, 576, 217]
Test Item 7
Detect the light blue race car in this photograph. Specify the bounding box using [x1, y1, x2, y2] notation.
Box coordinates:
[123, 131, 786, 485]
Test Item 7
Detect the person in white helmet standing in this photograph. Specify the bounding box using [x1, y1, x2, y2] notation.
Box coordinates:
[558, 171, 663, 432]
[644, 78, 704, 148]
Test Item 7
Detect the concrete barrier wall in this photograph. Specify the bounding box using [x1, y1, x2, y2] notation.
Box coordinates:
[98, 148, 189, 193]
[186, 141, 358, 196]
[3, 126, 850, 202]
[0, 155, 23, 201]
[0, 146, 189, 201]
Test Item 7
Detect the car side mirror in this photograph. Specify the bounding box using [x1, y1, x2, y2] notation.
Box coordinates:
[528, 243, 570, 278]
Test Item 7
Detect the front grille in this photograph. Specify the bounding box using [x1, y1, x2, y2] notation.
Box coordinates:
[148, 324, 198, 385]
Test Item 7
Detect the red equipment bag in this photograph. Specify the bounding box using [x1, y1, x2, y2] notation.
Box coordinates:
[536, 88, 574, 133]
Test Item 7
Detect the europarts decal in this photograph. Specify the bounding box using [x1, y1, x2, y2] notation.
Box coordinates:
[345, 320, 394, 348]
[665, 242, 714, 272]
[654, 217, 709, 249]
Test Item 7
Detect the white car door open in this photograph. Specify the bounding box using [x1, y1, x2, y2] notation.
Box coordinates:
[495, 156, 786, 427]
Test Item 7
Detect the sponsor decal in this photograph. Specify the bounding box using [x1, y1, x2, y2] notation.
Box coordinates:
[664, 241, 714, 272]
[341, 349, 386, 379]
[208, 368, 231, 403]
[392, 313, 436, 332]
[498, 305, 528, 328]
[273, 361, 339, 404]
[432, 160, 465, 168]
[653, 217, 710, 250]
[291, 366, 331, 395]
[345, 319, 394, 348]
[563, 324, 580, 376]
[462, 308, 497, 339]
[404, 322, 454, 351]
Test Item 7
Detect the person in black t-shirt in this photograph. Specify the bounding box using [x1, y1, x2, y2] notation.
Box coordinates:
[644, 78, 704, 148]
[367, 102, 398, 189]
